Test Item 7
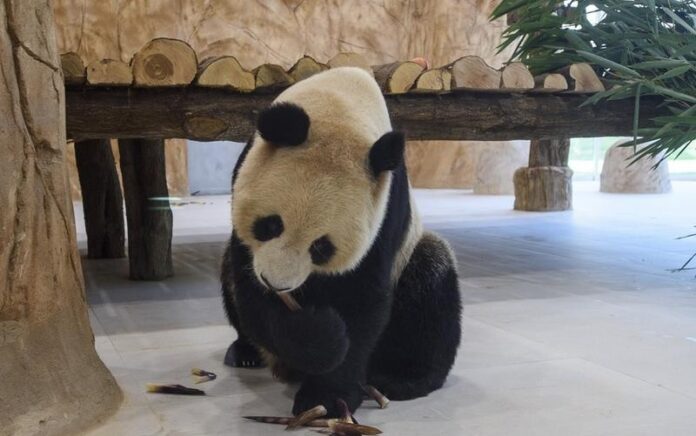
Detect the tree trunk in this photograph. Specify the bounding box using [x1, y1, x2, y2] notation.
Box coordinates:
[74, 139, 126, 258]
[514, 138, 573, 211]
[118, 138, 174, 280]
[0, 1, 121, 435]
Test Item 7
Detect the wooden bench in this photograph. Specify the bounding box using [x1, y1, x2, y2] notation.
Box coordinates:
[63, 44, 664, 280]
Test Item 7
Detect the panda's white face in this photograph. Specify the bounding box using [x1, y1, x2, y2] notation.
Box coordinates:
[231, 67, 398, 293]
[233, 136, 391, 292]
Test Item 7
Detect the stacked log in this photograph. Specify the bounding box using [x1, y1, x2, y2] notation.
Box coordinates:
[327, 52, 374, 76]
[58, 38, 607, 97]
[254, 64, 295, 89]
[500, 62, 534, 90]
[449, 56, 501, 90]
[132, 38, 198, 86]
[534, 73, 569, 92]
[86, 59, 133, 85]
[562, 63, 605, 92]
[413, 68, 452, 92]
[373, 62, 424, 93]
[60, 52, 85, 84]
[288, 56, 328, 82]
[196, 56, 255, 92]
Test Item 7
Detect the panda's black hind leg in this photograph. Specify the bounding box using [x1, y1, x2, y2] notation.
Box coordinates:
[367, 232, 462, 400]
[224, 336, 266, 368]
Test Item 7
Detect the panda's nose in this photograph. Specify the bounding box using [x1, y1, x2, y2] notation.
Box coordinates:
[260, 274, 291, 292]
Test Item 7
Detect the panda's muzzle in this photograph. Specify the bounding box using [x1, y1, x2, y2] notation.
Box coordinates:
[259, 274, 291, 293]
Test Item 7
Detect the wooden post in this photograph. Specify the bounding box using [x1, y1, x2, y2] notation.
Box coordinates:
[0, 0, 121, 433]
[118, 139, 174, 280]
[513, 138, 573, 211]
[74, 139, 126, 258]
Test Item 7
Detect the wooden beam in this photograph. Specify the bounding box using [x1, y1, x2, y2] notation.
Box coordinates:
[65, 86, 665, 142]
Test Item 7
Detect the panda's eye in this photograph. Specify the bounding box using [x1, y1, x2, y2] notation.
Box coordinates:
[253, 215, 284, 242]
[309, 235, 335, 265]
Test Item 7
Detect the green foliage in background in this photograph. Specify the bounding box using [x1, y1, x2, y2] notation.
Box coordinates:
[491, 0, 696, 163]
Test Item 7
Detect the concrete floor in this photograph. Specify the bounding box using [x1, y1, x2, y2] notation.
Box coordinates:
[79, 182, 696, 436]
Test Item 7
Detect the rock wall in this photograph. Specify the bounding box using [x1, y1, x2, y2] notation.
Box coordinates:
[53, 0, 512, 190]
[0, 1, 121, 434]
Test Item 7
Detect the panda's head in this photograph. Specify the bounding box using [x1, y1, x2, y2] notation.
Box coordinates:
[232, 67, 404, 292]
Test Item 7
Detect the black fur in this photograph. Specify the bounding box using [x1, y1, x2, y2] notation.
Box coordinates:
[309, 235, 335, 265]
[220, 133, 462, 417]
[257, 102, 310, 146]
[222, 136, 265, 368]
[367, 235, 462, 399]
[369, 131, 405, 177]
[252, 215, 284, 242]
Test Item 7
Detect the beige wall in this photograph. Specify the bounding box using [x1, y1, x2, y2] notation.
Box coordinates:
[54, 0, 512, 191]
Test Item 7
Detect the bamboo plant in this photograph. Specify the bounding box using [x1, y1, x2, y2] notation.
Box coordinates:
[491, 0, 696, 162]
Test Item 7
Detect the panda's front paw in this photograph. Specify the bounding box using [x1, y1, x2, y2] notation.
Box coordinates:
[224, 338, 266, 368]
[276, 306, 349, 374]
[292, 382, 363, 418]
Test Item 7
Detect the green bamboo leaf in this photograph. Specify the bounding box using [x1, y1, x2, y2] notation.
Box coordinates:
[661, 6, 696, 34]
[576, 50, 642, 77]
[631, 59, 690, 69]
[643, 82, 696, 103]
[633, 83, 642, 144]
[653, 64, 692, 81]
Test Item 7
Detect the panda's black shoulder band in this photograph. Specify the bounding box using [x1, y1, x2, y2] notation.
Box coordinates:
[257, 102, 310, 146]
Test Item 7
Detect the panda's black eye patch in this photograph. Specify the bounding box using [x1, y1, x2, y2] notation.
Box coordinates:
[253, 215, 284, 242]
[309, 235, 335, 265]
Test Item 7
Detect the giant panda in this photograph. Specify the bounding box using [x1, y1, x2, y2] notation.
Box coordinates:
[221, 67, 462, 417]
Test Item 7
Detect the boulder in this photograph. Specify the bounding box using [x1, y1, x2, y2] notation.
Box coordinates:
[600, 142, 671, 193]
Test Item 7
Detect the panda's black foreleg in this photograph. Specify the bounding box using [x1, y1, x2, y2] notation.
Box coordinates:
[292, 293, 391, 417]
[225, 233, 350, 375]
[221, 236, 265, 368]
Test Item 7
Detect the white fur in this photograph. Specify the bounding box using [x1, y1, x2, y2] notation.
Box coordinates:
[233, 67, 416, 291]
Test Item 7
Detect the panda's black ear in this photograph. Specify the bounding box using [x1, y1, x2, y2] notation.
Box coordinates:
[257, 102, 310, 146]
[369, 131, 405, 177]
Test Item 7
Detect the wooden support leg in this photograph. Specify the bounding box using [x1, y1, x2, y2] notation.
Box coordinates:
[513, 138, 573, 211]
[74, 139, 126, 258]
[118, 138, 173, 280]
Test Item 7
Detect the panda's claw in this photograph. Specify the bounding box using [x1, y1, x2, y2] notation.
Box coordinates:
[224, 339, 266, 369]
